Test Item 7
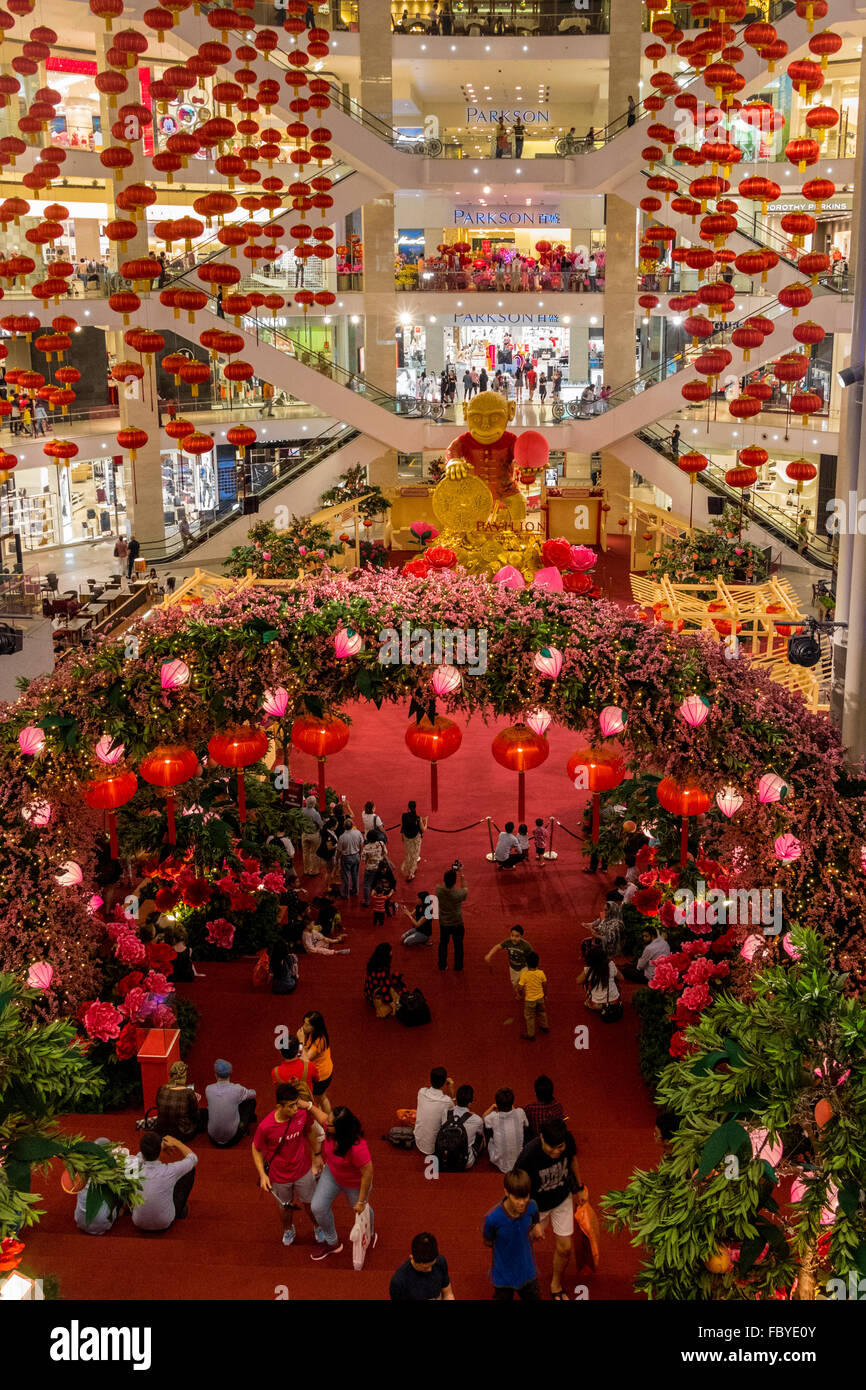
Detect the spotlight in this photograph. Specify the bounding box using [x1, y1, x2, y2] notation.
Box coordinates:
[837, 363, 864, 389]
[787, 629, 821, 667]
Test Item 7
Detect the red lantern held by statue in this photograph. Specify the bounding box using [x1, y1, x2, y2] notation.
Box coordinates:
[404, 715, 462, 813]
[566, 745, 626, 843]
[656, 776, 712, 866]
[208, 724, 269, 823]
[139, 743, 198, 843]
[84, 768, 137, 858]
[492, 724, 550, 824]
[290, 713, 350, 810]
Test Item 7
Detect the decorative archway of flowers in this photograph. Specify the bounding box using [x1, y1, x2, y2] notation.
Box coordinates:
[5, 567, 866, 1058]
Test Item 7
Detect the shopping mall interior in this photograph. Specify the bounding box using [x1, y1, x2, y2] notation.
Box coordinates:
[2, 0, 866, 1330]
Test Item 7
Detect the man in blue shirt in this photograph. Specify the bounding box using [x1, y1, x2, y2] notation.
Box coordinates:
[482, 1170, 542, 1300]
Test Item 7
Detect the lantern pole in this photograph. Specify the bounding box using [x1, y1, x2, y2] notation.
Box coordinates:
[592, 791, 601, 843]
[166, 792, 176, 845]
[680, 816, 689, 867]
[107, 811, 119, 860]
[518, 770, 526, 825]
[317, 756, 327, 811]
[430, 760, 439, 814]
[237, 771, 247, 824]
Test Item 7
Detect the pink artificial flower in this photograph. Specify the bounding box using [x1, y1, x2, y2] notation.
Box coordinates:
[261, 871, 285, 894]
[149, 1004, 176, 1028]
[114, 932, 146, 965]
[82, 1001, 124, 1042]
[679, 983, 712, 1012]
[683, 957, 714, 985]
[205, 917, 236, 949]
[648, 958, 683, 992]
[120, 987, 150, 1023]
[143, 971, 171, 996]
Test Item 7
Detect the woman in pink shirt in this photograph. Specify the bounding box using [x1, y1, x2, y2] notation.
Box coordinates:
[309, 1107, 374, 1261]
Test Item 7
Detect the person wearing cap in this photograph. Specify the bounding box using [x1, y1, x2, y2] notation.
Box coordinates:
[73, 1137, 123, 1234]
[205, 1059, 258, 1147]
[154, 1061, 204, 1141]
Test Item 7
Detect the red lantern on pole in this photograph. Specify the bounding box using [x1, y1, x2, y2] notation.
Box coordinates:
[656, 777, 712, 866]
[290, 713, 349, 810]
[139, 744, 198, 843]
[404, 716, 462, 814]
[565, 745, 626, 843]
[492, 725, 550, 824]
[208, 724, 269, 823]
[84, 769, 137, 857]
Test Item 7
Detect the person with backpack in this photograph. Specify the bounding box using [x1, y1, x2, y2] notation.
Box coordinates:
[400, 799, 427, 881]
[482, 1169, 542, 1301]
[309, 1107, 374, 1263]
[436, 1084, 485, 1172]
[413, 1066, 455, 1156]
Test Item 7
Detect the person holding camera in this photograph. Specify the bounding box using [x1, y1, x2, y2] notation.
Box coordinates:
[434, 862, 467, 972]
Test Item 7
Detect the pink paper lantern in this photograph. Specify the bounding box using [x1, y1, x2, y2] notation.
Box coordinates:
[513, 429, 549, 470]
[431, 664, 462, 696]
[599, 705, 627, 737]
[55, 860, 83, 887]
[532, 566, 564, 592]
[533, 646, 563, 678]
[679, 694, 711, 727]
[525, 706, 552, 737]
[95, 734, 125, 765]
[27, 961, 54, 990]
[749, 1127, 783, 1166]
[774, 832, 802, 862]
[782, 932, 801, 958]
[758, 771, 789, 803]
[160, 658, 190, 690]
[493, 565, 525, 590]
[569, 544, 597, 572]
[21, 799, 52, 826]
[18, 725, 45, 756]
[87, 894, 104, 915]
[740, 933, 764, 961]
[333, 626, 363, 658]
[716, 785, 743, 818]
[262, 686, 290, 718]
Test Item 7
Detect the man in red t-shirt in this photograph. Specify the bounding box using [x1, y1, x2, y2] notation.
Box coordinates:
[253, 1083, 324, 1246]
[272, 1038, 320, 1092]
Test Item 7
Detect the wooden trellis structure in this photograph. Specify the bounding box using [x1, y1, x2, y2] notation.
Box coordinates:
[629, 571, 827, 711]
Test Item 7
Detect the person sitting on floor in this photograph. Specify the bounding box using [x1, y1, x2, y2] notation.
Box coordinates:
[494, 822, 522, 868]
[131, 1132, 198, 1231]
[205, 1059, 257, 1148]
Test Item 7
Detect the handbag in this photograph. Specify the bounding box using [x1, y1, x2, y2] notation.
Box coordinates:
[374, 987, 400, 1019]
[600, 973, 623, 1023]
[349, 1203, 374, 1271]
[575, 1198, 601, 1272]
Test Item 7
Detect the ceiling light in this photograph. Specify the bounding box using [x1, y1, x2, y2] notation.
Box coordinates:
[351, 314, 360, 324]
[590, 316, 597, 325]
[642, 316, 649, 324]
[483, 185, 491, 193]
[429, 316, 437, 323]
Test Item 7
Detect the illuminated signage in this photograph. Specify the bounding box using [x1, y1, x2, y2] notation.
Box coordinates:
[452, 314, 560, 325]
[454, 207, 561, 226]
[465, 108, 550, 124]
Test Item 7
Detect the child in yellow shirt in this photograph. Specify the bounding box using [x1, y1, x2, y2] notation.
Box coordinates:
[517, 951, 549, 1040]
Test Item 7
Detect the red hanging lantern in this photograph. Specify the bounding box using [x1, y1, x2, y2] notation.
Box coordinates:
[792, 320, 825, 356]
[291, 713, 350, 810]
[208, 725, 269, 823]
[790, 390, 823, 426]
[785, 458, 818, 492]
[84, 768, 138, 858]
[491, 724, 550, 824]
[725, 464, 758, 488]
[656, 777, 712, 866]
[565, 745, 626, 843]
[404, 715, 462, 814]
[139, 744, 198, 843]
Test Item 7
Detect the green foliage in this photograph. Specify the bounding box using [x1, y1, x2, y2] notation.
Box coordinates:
[634, 986, 675, 1086]
[319, 463, 389, 520]
[604, 930, 866, 1299]
[648, 507, 769, 585]
[0, 973, 142, 1236]
[224, 516, 337, 579]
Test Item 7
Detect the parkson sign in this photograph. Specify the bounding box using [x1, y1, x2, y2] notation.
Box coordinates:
[465, 107, 550, 123]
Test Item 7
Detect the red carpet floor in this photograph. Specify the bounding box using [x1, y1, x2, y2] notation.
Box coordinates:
[26, 539, 660, 1301]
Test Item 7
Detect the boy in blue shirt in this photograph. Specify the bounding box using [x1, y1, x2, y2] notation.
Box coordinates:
[482, 1169, 542, 1300]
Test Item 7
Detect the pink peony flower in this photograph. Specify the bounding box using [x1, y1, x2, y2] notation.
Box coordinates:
[82, 1000, 124, 1042]
[143, 971, 171, 996]
[680, 983, 712, 1012]
[683, 957, 714, 985]
[149, 1003, 177, 1028]
[114, 932, 146, 965]
[205, 917, 236, 949]
[569, 544, 597, 572]
[261, 871, 285, 894]
[120, 987, 151, 1022]
[649, 958, 683, 992]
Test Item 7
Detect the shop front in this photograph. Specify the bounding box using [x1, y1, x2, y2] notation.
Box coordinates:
[1, 454, 126, 552]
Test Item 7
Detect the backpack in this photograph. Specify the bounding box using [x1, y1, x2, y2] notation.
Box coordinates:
[396, 988, 431, 1028]
[434, 1111, 471, 1172]
[383, 1125, 415, 1150]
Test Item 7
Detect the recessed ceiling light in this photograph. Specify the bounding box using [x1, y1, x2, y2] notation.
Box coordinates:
[590, 317, 597, 325]
[483, 185, 491, 193]
[429, 316, 436, 323]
